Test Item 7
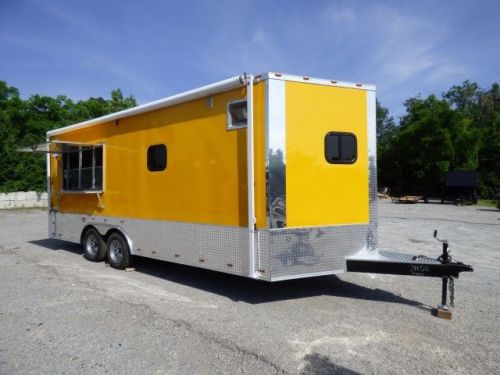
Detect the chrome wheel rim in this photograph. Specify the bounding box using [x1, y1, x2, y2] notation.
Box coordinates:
[109, 239, 123, 263]
[85, 233, 99, 256]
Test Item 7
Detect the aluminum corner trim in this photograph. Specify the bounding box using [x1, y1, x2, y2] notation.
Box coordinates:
[266, 78, 287, 229]
[366, 89, 378, 251]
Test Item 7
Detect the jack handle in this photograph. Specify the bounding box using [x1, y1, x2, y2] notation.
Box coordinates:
[434, 230, 451, 264]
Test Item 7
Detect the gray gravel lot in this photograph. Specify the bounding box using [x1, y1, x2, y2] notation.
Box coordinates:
[0, 200, 499, 374]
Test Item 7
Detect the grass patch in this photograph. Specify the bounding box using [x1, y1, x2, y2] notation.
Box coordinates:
[477, 199, 497, 208]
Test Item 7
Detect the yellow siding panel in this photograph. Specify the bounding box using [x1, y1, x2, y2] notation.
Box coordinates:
[285, 81, 369, 227]
[50, 83, 267, 228]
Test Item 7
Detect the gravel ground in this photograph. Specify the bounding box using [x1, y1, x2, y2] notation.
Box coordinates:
[0, 200, 499, 374]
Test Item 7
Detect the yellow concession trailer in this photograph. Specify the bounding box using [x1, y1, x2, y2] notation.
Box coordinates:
[44, 72, 378, 281]
[22, 72, 474, 317]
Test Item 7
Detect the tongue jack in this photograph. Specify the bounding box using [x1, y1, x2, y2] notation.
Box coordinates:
[434, 230, 454, 319]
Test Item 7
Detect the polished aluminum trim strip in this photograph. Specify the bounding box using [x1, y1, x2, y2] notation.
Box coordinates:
[46, 136, 52, 237]
[46, 137, 50, 210]
[266, 79, 287, 229]
[267, 79, 286, 159]
[246, 74, 257, 278]
[47, 75, 246, 137]
[366, 90, 378, 252]
[264, 79, 270, 229]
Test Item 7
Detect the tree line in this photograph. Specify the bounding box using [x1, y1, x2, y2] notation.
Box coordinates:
[0, 81, 136, 192]
[0, 79, 498, 197]
[377, 81, 499, 198]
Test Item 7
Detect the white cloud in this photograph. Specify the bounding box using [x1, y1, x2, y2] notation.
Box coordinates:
[7, 0, 492, 115]
[77, 51, 157, 97]
[315, 2, 479, 116]
[0, 32, 157, 99]
[323, 4, 458, 85]
[195, 26, 288, 78]
[30, 0, 113, 42]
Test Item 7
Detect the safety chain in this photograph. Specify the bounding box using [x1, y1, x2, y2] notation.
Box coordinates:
[449, 277, 455, 307]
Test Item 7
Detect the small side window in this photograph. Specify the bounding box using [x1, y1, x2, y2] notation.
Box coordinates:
[227, 99, 247, 130]
[325, 132, 357, 164]
[147, 144, 167, 171]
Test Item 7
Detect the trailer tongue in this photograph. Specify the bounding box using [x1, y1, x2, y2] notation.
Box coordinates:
[346, 231, 473, 319]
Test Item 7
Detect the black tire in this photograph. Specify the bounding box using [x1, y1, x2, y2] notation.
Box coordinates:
[82, 227, 107, 261]
[106, 232, 131, 269]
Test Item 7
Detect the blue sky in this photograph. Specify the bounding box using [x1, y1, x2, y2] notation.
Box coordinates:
[1, 0, 498, 118]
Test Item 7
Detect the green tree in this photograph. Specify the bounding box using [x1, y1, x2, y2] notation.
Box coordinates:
[444, 80, 480, 114]
[380, 94, 479, 195]
[376, 100, 397, 187]
[109, 89, 137, 113]
[0, 81, 136, 192]
[376, 99, 396, 141]
[444, 81, 500, 197]
[474, 83, 500, 197]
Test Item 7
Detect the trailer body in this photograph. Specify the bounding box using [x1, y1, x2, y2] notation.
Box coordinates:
[45, 73, 378, 281]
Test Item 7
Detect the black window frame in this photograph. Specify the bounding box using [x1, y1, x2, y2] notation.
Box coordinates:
[324, 132, 357, 164]
[147, 144, 167, 172]
[62, 144, 104, 192]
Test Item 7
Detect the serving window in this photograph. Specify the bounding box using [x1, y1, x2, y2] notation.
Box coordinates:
[62, 145, 103, 191]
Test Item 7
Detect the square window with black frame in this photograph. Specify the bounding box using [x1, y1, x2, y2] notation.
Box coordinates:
[227, 100, 247, 129]
[325, 132, 357, 164]
[147, 144, 167, 171]
[62, 144, 103, 191]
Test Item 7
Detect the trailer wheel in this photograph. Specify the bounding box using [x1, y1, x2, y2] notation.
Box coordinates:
[82, 227, 107, 262]
[106, 232, 131, 269]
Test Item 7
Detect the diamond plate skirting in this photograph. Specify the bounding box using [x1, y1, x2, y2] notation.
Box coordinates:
[259, 225, 370, 281]
[51, 212, 250, 277]
[50, 212, 373, 281]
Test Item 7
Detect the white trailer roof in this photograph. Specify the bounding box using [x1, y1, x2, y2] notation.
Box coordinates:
[47, 72, 376, 137]
[256, 72, 376, 91]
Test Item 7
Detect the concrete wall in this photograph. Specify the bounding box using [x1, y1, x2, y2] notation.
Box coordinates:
[0, 191, 48, 209]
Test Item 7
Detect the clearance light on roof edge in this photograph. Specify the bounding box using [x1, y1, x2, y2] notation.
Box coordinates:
[271, 73, 368, 88]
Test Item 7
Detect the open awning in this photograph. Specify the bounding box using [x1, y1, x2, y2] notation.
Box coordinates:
[17, 140, 103, 154]
[17, 142, 55, 153]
